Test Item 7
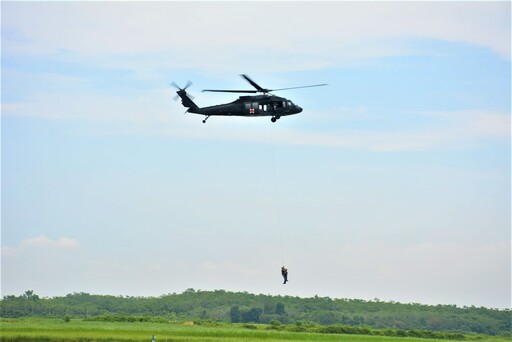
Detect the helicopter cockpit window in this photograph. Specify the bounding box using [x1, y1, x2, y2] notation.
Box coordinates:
[276, 101, 283, 108]
[288, 101, 292, 106]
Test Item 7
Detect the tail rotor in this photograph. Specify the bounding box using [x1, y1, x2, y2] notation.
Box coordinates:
[172, 81, 198, 111]
[171, 81, 194, 102]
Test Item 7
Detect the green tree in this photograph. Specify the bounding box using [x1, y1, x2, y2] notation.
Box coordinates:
[241, 308, 262, 323]
[229, 306, 241, 323]
[264, 303, 274, 314]
[22, 290, 40, 301]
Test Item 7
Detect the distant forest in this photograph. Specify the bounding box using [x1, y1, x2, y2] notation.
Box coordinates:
[1, 289, 510, 337]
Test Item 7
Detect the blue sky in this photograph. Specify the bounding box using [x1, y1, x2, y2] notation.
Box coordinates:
[1, 2, 510, 309]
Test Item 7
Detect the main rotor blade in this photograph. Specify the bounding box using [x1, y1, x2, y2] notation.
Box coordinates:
[272, 84, 328, 92]
[240, 74, 267, 92]
[171, 81, 180, 90]
[202, 89, 258, 93]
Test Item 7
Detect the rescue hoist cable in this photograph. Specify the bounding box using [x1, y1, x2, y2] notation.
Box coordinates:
[271, 128, 285, 267]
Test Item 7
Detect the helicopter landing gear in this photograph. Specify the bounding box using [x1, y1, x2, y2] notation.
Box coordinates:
[271, 115, 281, 123]
[202, 115, 211, 123]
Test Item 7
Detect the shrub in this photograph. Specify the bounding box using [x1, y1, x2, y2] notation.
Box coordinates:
[270, 319, 281, 327]
[243, 324, 258, 330]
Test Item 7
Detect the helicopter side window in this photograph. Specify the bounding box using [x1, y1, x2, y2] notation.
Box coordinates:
[276, 101, 283, 108]
[244, 103, 251, 110]
[252, 102, 259, 109]
[259, 104, 268, 112]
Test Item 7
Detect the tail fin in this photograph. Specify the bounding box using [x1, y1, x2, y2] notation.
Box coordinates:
[176, 89, 198, 110]
[172, 81, 198, 111]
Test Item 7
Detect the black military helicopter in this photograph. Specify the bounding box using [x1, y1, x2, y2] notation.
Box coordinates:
[173, 74, 327, 123]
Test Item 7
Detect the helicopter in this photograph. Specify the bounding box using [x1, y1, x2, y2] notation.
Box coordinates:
[172, 74, 327, 123]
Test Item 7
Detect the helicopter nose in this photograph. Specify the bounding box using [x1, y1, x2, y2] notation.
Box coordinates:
[296, 106, 303, 113]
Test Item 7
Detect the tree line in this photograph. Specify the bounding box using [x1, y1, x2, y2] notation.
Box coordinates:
[1, 289, 510, 337]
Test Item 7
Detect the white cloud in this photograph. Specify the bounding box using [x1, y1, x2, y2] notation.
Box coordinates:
[2, 2, 509, 154]
[2, 1, 509, 69]
[2, 236, 82, 298]
[3, 85, 507, 151]
[1, 247, 17, 258]
[20, 235, 80, 250]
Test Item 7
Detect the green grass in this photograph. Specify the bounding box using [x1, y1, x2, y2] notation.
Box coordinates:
[0, 318, 509, 342]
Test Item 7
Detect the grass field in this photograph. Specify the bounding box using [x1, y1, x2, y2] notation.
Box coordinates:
[0, 318, 509, 342]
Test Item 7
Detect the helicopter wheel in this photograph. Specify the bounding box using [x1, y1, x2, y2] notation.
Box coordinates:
[271, 117, 277, 123]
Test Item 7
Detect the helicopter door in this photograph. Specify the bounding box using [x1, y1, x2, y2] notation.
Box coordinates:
[259, 104, 268, 112]
[245, 102, 253, 114]
[245, 102, 259, 114]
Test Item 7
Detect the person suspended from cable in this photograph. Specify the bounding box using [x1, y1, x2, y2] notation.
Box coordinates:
[281, 266, 288, 284]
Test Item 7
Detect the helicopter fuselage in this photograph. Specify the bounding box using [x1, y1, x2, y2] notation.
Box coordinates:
[189, 95, 302, 118]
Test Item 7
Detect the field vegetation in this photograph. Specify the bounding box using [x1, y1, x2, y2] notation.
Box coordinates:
[1, 317, 510, 342]
[1, 289, 510, 341]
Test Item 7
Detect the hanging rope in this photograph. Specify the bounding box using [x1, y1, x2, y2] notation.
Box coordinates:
[271, 128, 285, 267]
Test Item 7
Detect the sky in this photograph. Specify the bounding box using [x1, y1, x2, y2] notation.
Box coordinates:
[1, 2, 510, 309]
